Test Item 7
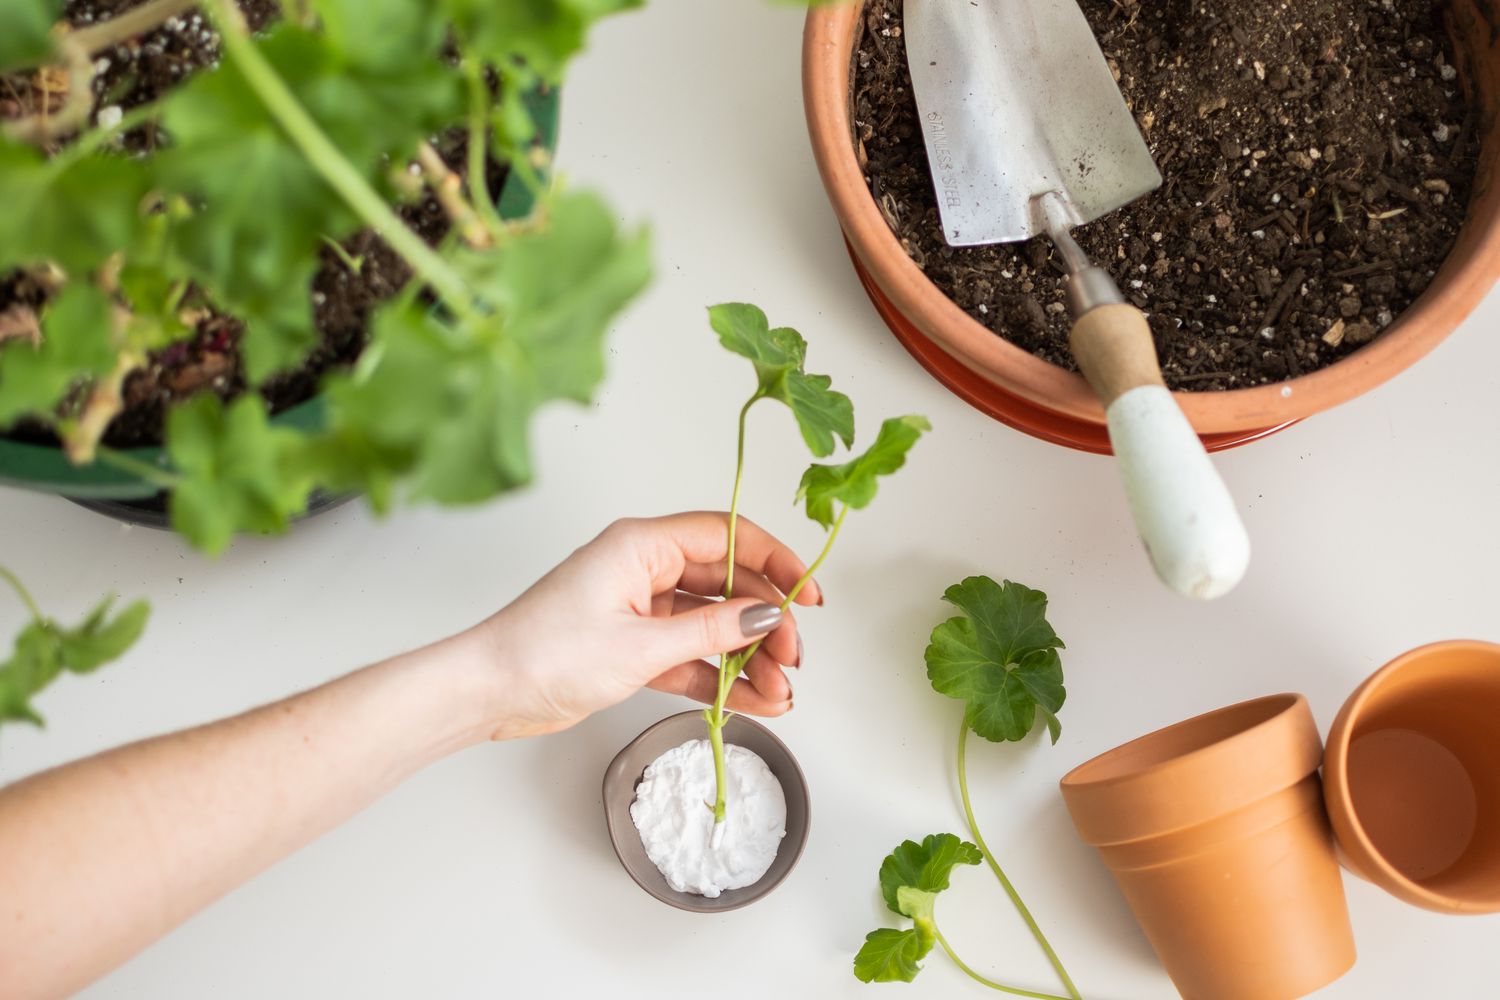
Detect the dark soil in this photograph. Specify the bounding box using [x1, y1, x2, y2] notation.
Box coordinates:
[853, 0, 1483, 390]
[0, 0, 507, 448]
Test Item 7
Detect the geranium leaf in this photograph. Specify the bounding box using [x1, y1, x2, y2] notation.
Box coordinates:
[878, 833, 983, 915]
[0, 1, 59, 72]
[0, 594, 149, 728]
[166, 395, 316, 555]
[322, 190, 650, 505]
[709, 302, 854, 458]
[0, 283, 117, 428]
[852, 927, 933, 984]
[925, 577, 1068, 743]
[797, 414, 929, 528]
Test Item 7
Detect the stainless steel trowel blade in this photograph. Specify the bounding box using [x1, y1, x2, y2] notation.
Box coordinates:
[903, 0, 1163, 247]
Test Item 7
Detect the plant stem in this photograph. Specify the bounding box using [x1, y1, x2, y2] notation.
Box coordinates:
[69, 0, 199, 55]
[730, 503, 848, 675]
[958, 722, 1083, 1000]
[463, 58, 509, 241]
[707, 392, 761, 825]
[722, 394, 760, 602]
[0, 565, 43, 621]
[96, 447, 182, 491]
[931, 925, 1072, 1000]
[206, 0, 477, 315]
[416, 143, 492, 250]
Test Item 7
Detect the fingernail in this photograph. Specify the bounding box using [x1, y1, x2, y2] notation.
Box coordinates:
[796, 633, 805, 667]
[740, 603, 783, 637]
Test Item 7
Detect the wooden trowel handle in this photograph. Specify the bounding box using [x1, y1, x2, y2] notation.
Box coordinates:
[1070, 303, 1251, 600]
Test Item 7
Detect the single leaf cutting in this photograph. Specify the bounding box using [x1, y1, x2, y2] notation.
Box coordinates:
[926, 576, 1067, 743]
[853, 577, 1080, 999]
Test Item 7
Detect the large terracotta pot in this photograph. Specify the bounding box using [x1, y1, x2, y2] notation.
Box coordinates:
[803, 1, 1500, 453]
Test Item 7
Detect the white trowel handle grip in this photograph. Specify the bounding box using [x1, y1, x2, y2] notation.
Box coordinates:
[1070, 304, 1251, 600]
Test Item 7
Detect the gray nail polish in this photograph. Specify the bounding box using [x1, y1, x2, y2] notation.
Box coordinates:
[796, 633, 805, 667]
[740, 603, 783, 637]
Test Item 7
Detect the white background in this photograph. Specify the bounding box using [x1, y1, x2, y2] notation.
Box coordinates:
[3, 1, 1498, 997]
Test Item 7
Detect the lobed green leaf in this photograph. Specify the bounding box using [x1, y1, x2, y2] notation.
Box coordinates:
[709, 302, 854, 458]
[323, 191, 651, 505]
[853, 927, 932, 984]
[878, 833, 982, 915]
[442, 0, 644, 82]
[0, 594, 150, 728]
[166, 395, 316, 555]
[0, 283, 117, 428]
[925, 577, 1068, 743]
[0, 1, 59, 72]
[796, 414, 929, 528]
[0, 138, 150, 276]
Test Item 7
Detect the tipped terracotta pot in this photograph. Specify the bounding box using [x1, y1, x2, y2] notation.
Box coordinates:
[1060, 695, 1356, 1000]
[1324, 640, 1500, 914]
[803, 1, 1500, 453]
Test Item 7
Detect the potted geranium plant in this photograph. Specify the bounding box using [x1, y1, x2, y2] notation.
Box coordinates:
[0, 0, 649, 724]
[0, 0, 649, 548]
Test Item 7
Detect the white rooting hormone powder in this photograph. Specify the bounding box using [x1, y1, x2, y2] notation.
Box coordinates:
[630, 739, 786, 898]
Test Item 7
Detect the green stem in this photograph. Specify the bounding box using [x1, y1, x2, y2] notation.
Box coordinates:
[95, 447, 183, 491]
[707, 393, 761, 824]
[463, 58, 508, 241]
[932, 926, 1073, 1000]
[320, 235, 364, 276]
[731, 503, 848, 673]
[0, 565, 43, 621]
[722, 394, 760, 602]
[206, 0, 476, 315]
[959, 722, 1083, 1000]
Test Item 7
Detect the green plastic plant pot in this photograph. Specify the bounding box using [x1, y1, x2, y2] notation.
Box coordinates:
[0, 85, 561, 502]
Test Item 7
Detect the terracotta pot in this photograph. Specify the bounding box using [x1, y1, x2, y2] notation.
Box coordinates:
[803, 1, 1500, 453]
[1323, 640, 1500, 914]
[1059, 695, 1355, 1000]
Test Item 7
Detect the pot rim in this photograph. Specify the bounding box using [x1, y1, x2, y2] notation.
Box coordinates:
[601, 710, 811, 913]
[1322, 639, 1500, 914]
[1060, 693, 1323, 846]
[802, 1, 1500, 434]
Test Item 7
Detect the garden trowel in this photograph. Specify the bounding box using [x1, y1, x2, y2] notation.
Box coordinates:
[904, 0, 1250, 600]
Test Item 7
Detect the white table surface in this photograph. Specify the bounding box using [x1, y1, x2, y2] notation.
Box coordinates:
[3, 2, 1499, 997]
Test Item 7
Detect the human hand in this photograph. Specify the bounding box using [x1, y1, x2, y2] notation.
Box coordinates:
[465, 512, 820, 741]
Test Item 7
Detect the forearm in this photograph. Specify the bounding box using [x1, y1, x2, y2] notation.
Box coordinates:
[0, 627, 500, 1000]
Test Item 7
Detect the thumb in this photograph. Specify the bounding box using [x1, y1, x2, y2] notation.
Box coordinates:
[639, 598, 784, 670]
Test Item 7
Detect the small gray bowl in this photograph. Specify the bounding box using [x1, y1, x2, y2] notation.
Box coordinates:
[603, 711, 811, 912]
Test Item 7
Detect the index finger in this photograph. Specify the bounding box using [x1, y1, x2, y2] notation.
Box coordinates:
[623, 511, 823, 607]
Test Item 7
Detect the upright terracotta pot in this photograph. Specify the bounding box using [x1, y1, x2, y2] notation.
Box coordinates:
[803, 1, 1500, 453]
[1323, 640, 1500, 914]
[1060, 695, 1356, 1000]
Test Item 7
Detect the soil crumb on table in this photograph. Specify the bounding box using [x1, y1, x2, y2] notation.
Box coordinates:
[853, 0, 1482, 390]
